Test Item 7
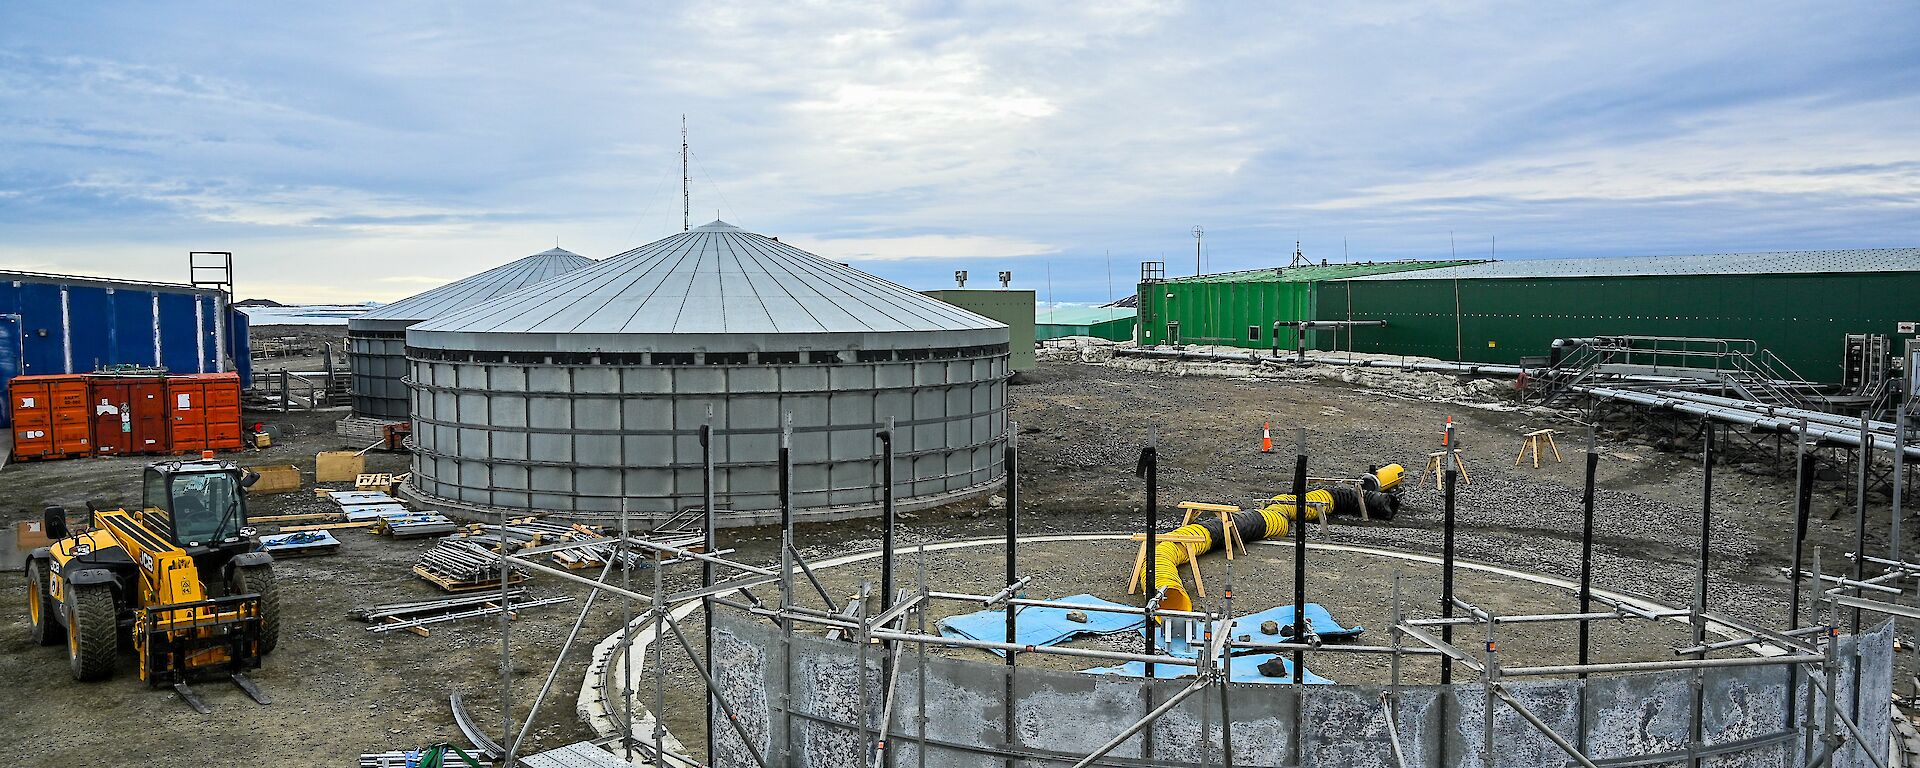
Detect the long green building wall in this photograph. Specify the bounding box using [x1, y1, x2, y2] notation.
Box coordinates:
[1136, 261, 1479, 351]
[1316, 271, 1918, 383]
[1137, 280, 1317, 348]
[1037, 317, 1135, 342]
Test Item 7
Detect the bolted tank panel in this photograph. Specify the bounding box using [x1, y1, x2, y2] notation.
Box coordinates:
[404, 348, 1008, 521]
[346, 320, 412, 419]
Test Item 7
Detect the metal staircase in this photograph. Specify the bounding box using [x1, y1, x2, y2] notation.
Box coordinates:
[1538, 336, 1823, 411]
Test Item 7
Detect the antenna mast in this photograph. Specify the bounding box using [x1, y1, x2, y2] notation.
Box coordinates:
[1191, 226, 1204, 276]
[1289, 240, 1309, 268]
[681, 114, 690, 232]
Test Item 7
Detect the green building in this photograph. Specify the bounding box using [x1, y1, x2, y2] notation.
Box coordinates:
[1138, 249, 1920, 384]
[1321, 249, 1920, 383]
[1037, 305, 1137, 342]
[923, 288, 1037, 371]
[1135, 261, 1480, 349]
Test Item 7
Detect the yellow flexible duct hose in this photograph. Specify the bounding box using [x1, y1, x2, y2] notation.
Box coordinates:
[1150, 504, 1295, 614]
[1261, 488, 1333, 521]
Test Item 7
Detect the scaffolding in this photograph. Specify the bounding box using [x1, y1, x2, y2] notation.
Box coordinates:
[479, 414, 1910, 768]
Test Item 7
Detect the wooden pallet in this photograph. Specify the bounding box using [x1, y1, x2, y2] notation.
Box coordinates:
[263, 542, 341, 558]
[412, 564, 530, 593]
[276, 520, 380, 533]
[250, 512, 343, 524]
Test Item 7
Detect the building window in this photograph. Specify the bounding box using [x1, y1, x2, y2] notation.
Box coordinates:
[1248, 325, 1261, 341]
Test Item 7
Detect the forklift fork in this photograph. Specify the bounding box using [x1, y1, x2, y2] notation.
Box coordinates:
[171, 673, 271, 714]
[142, 593, 267, 712]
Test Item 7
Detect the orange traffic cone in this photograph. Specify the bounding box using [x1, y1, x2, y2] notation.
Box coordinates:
[1261, 423, 1273, 453]
[1441, 416, 1453, 446]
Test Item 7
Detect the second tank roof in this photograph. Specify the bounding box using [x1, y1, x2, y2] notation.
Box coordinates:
[411, 221, 1004, 337]
[354, 247, 594, 324]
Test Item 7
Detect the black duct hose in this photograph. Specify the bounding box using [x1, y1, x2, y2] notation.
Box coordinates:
[1196, 508, 1276, 544]
[1321, 486, 1401, 521]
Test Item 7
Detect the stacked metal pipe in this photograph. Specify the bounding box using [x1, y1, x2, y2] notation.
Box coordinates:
[416, 538, 525, 584]
[356, 590, 574, 634]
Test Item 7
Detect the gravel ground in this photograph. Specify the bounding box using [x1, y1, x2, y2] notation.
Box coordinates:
[0, 349, 1903, 765]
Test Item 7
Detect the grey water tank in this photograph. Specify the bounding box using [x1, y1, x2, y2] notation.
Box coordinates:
[402, 220, 1011, 524]
[347, 247, 593, 419]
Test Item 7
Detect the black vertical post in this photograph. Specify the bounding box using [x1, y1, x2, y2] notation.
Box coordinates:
[780, 435, 794, 556]
[1141, 444, 1159, 670]
[1291, 439, 1308, 685]
[877, 421, 896, 768]
[1852, 413, 1870, 635]
[1003, 431, 1018, 768]
[1691, 423, 1714, 768]
[1785, 427, 1812, 732]
[1698, 423, 1713, 638]
[1578, 428, 1597, 675]
[1441, 468, 1458, 684]
[1138, 441, 1158, 761]
[879, 423, 896, 614]
[1850, 414, 1870, 742]
[700, 422, 716, 767]
[1287, 429, 1307, 768]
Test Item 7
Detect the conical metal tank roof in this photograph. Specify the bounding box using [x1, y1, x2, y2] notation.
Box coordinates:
[409, 221, 1007, 354]
[349, 247, 595, 332]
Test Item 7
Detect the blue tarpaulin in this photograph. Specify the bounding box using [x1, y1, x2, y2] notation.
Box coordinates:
[1083, 653, 1335, 685]
[259, 529, 340, 554]
[938, 594, 1144, 656]
[1156, 603, 1363, 658]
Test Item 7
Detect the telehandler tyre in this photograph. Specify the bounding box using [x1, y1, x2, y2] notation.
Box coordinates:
[230, 564, 280, 655]
[66, 583, 118, 682]
[26, 560, 63, 646]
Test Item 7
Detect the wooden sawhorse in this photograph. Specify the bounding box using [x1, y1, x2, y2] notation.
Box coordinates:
[1420, 449, 1471, 490]
[1515, 429, 1564, 468]
[1176, 501, 1246, 559]
[1128, 533, 1209, 599]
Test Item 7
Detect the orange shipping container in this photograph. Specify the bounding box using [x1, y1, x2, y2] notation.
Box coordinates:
[90, 376, 171, 456]
[165, 373, 245, 453]
[11, 374, 93, 460]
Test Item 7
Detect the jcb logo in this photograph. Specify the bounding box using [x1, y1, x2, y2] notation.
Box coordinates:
[140, 553, 156, 573]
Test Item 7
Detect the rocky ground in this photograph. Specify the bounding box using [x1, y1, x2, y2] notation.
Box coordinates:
[0, 339, 1906, 766]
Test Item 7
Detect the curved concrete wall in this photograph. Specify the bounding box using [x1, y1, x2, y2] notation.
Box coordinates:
[709, 612, 1892, 768]
[405, 345, 1009, 521]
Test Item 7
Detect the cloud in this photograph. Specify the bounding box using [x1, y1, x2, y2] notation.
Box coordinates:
[784, 233, 1058, 262]
[0, 2, 1915, 303]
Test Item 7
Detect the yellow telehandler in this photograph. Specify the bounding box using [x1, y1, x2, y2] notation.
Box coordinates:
[23, 451, 278, 712]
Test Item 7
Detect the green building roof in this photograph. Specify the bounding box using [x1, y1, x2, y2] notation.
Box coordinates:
[1154, 259, 1486, 284]
[1336, 248, 1920, 280]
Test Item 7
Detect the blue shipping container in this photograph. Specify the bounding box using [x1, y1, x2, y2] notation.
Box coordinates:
[0, 270, 251, 426]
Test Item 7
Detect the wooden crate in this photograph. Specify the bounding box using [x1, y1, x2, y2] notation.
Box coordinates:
[315, 451, 366, 482]
[245, 464, 303, 494]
